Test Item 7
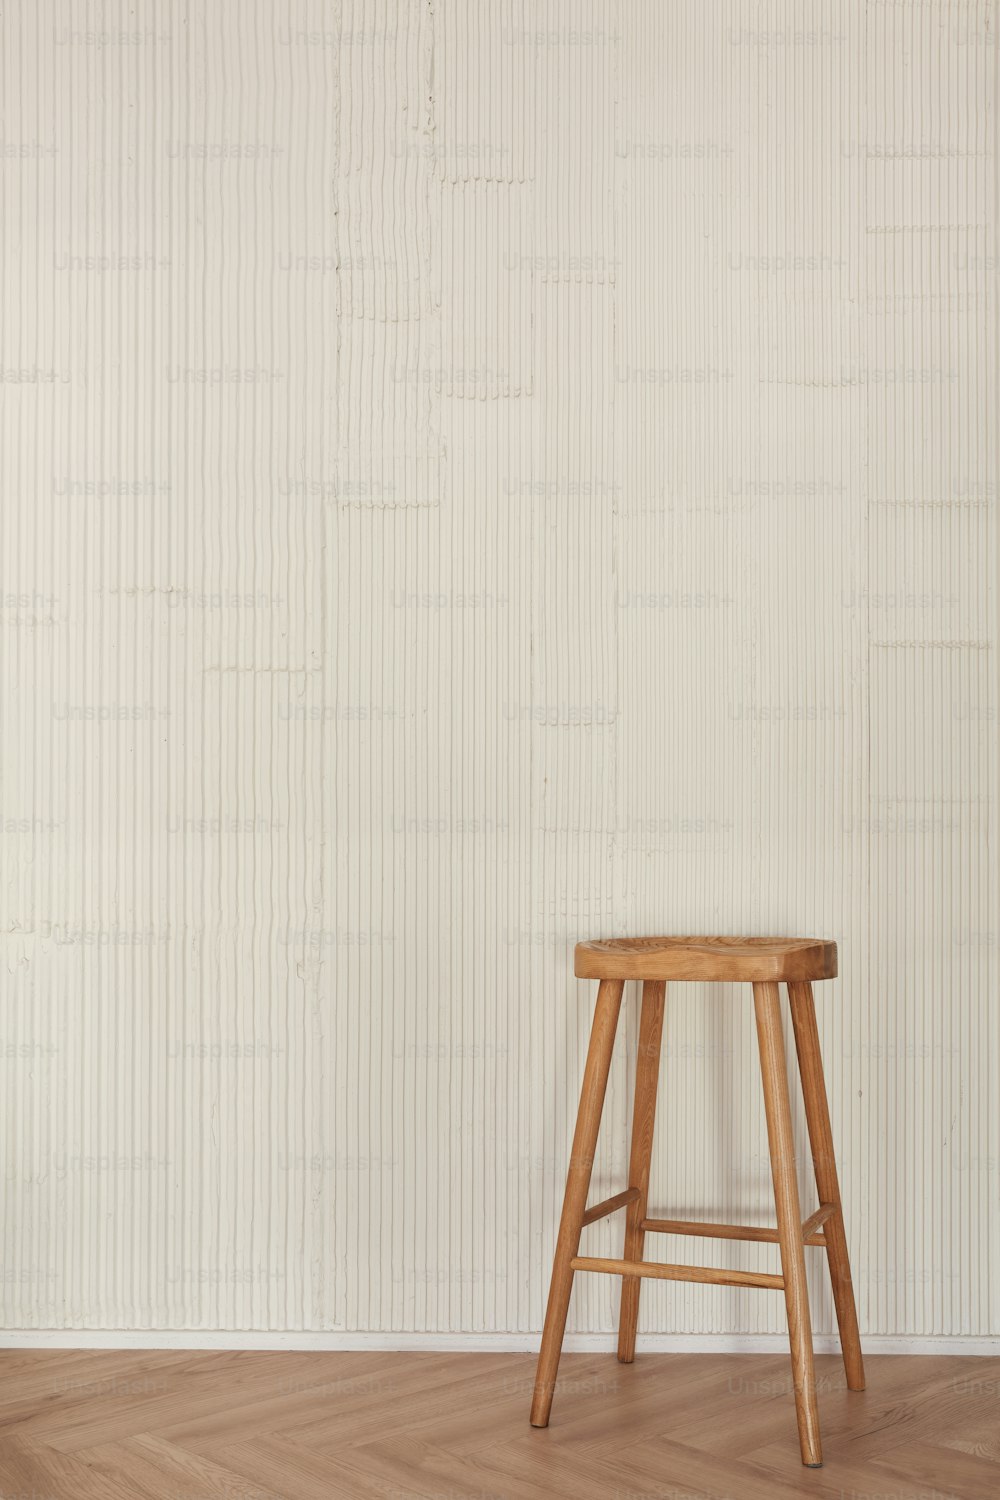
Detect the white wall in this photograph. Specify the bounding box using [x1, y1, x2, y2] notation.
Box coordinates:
[1, 0, 997, 1343]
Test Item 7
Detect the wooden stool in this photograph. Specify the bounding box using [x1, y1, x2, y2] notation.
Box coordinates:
[529, 936, 865, 1468]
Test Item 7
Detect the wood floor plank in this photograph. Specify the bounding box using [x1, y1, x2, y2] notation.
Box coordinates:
[25, 1352, 348, 1450]
[940, 1407, 1000, 1464]
[597, 1434, 838, 1500]
[740, 1437, 964, 1500]
[514, 1352, 787, 1456]
[0, 1348, 198, 1419]
[77, 1434, 293, 1500]
[472, 1432, 711, 1500]
[872, 1440, 1000, 1500]
[594, 1351, 842, 1461]
[0, 1347, 186, 1384]
[0, 1362, 182, 1434]
[215, 1435, 394, 1500]
[0, 1349, 993, 1499]
[0, 1434, 170, 1500]
[325, 1352, 614, 1459]
[283, 1352, 546, 1454]
[159, 1354, 524, 1456]
[333, 1430, 625, 1500]
[687, 1353, 995, 1467]
[945, 1434, 1000, 1464]
[825, 1374, 1000, 1463]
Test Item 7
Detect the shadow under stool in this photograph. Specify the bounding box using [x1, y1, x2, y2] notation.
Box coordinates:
[529, 936, 865, 1468]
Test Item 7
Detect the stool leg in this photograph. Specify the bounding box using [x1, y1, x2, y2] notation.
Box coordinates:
[753, 981, 823, 1468]
[787, 980, 866, 1392]
[618, 979, 666, 1363]
[530, 978, 624, 1427]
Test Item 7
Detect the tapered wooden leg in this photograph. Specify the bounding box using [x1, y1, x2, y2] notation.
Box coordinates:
[530, 978, 624, 1427]
[753, 981, 823, 1468]
[787, 980, 866, 1392]
[618, 980, 666, 1363]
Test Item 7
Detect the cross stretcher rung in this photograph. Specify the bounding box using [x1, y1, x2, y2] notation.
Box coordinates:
[570, 1255, 784, 1291]
[640, 1207, 834, 1248]
[800, 1204, 835, 1240]
[581, 1188, 640, 1226]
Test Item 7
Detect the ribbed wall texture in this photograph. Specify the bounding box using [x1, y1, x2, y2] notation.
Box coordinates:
[0, 0, 997, 1338]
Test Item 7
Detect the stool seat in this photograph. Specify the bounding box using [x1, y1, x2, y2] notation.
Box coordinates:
[575, 936, 837, 983]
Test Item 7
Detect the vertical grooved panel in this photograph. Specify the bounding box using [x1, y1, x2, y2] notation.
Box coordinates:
[0, 0, 995, 1341]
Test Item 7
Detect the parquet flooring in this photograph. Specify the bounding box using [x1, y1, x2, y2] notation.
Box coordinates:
[0, 1349, 996, 1499]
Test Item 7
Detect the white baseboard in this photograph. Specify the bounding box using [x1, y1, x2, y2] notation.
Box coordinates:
[0, 1330, 996, 1355]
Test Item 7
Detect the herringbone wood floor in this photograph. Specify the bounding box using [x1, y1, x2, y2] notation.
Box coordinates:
[0, 1350, 997, 1499]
